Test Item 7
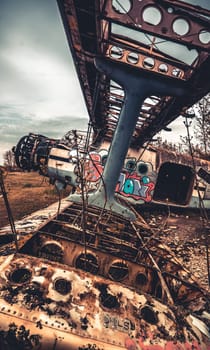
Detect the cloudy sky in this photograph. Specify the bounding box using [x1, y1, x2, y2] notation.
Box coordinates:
[0, 0, 208, 165]
[0, 0, 88, 164]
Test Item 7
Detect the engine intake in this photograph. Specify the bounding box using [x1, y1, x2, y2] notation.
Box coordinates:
[14, 133, 58, 176]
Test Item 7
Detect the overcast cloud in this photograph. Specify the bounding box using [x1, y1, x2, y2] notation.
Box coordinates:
[0, 0, 88, 164]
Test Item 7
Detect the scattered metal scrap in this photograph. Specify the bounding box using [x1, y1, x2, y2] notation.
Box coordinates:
[146, 212, 210, 289]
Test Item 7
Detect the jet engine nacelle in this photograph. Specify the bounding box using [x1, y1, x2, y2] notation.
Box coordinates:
[13, 131, 85, 190]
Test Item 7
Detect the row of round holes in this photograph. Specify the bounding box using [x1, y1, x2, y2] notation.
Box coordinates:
[9, 262, 149, 295]
[110, 46, 183, 78]
[36, 247, 150, 286]
[75, 254, 149, 285]
[112, 2, 210, 45]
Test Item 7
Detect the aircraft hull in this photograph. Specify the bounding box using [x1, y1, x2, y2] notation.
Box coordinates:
[0, 253, 209, 350]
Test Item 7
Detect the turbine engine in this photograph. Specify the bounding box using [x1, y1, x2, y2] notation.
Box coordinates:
[13, 131, 86, 191]
[14, 133, 58, 176]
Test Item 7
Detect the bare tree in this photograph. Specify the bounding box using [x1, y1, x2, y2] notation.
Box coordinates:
[180, 135, 190, 154]
[193, 93, 210, 155]
[3, 150, 16, 171]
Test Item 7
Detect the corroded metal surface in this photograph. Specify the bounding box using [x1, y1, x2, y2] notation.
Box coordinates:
[0, 202, 209, 349]
[0, 252, 209, 349]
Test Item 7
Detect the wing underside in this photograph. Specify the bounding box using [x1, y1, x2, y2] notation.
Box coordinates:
[57, 0, 210, 148]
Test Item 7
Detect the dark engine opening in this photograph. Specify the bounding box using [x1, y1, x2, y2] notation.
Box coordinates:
[153, 162, 195, 206]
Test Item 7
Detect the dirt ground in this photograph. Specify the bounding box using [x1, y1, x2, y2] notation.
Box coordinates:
[0, 171, 209, 290]
[141, 206, 210, 290]
[0, 171, 68, 228]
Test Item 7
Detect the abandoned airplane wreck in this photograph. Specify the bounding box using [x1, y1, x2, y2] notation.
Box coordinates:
[0, 201, 209, 349]
[0, 0, 210, 349]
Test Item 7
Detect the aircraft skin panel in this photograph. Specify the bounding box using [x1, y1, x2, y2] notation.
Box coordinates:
[0, 257, 208, 350]
[0, 205, 209, 349]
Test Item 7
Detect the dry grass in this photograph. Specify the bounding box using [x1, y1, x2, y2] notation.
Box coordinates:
[0, 171, 69, 228]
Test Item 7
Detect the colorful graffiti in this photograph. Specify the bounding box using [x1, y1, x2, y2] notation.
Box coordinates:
[84, 150, 156, 203]
[116, 172, 155, 202]
[85, 153, 103, 182]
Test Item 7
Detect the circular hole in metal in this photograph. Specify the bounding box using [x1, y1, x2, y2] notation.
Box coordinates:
[199, 30, 210, 44]
[172, 18, 190, 36]
[172, 68, 182, 78]
[110, 46, 124, 59]
[127, 52, 139, 64]
[142, 6, 162, 26]
[39, 242, 64, 263]
[108, 261, 129, 281]
[137, 162, 148, 175]
[125, 159, 136, 173]
[140, 305, 158, 324]
[9, 268, 31, 284]
[54, 278, 72, 295]
[143, 57, 155, 69]
[112, 0, 132, 14]
[167, 7, 174, 14]
[101, 293, 119, 309]
[158, 63, 168, 74]
[99, 285, 120, 309]
[135, 273, 148, 286]
[75, 253, 99, 274]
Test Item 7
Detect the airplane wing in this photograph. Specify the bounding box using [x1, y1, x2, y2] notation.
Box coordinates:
[56, 0, 210, 148]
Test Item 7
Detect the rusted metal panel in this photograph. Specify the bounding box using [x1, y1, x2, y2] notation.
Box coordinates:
[0, 252, 209, 349]
[104, 0, 210, 51]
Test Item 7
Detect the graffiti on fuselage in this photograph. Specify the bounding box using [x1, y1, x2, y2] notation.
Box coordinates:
[84, 150, 156, 203]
